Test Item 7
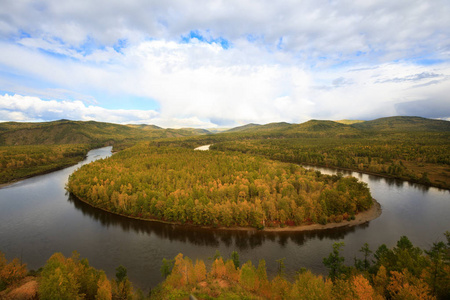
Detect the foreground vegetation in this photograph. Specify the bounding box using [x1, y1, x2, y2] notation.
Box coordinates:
[153, 232, 450, 300]
[0, 144, 92, 184]
[67, 142, 373, 229]
[1, 232, 449, 299]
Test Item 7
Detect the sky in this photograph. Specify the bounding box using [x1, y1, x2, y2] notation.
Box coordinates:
[0, 0, 449, 128]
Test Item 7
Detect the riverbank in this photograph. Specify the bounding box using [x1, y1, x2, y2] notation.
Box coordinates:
[301, 162, 450, 191]
[0, 144, 94, 189]
[0, 159, 85, 189]
[261, 199, 382, 232]
[207, 198, 382, 232]
[71, 192, 382, 232]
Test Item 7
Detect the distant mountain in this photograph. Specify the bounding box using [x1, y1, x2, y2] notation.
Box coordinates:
[352, 116, 450, 132]
[126, 124, 162, 130]
[222, 116, 450, 138]
[178, 128, 211, 135]
[207, 128, 230, 134]
[0, 120, 207, 146]
[225, 122, 292, 133]
[292, 119, 352, 131]
[225, 123, 261, 133]
[336, 119, 365, 125]
[223, 120, 358, 138]
[1, 116, 447, 146]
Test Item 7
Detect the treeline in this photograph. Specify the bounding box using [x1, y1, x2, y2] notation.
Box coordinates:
[0, 144, 91, 184]
[211, 133, 450, 189]
[2, 232, 448, 299]
[154, 232, 450, 299]
[67, 142, 373, 229]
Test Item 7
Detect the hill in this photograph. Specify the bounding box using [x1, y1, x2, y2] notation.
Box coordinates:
[223, 117, 450, 136]
[352, 116, 450, 132]
[219, 120, 359, 139]
[225, 123, 261, 133]
[0, 120, 208, 146]
[225, 122, 292, 134]
[336, 119, 365, 125]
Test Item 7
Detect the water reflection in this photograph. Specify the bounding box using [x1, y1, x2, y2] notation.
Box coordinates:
[304, 164, 436, 193]
[68, 194, 368, 251]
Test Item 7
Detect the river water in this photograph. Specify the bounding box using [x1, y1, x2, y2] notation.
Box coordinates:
[0, 147, 449, 291]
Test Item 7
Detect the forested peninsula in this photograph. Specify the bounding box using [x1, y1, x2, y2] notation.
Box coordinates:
[67, 142, 375, 230]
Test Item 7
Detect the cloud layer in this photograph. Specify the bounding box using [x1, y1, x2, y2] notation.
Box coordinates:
[0, 0, 449, 127]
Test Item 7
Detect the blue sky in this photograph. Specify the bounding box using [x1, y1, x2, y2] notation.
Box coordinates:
[0, 0, 449, 128]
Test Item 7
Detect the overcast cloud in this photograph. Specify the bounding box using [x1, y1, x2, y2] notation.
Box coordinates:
[0, 0, 449, 127]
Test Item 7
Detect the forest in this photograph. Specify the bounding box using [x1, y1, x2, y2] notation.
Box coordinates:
[145, 117, 450, 190]
[210, 132, 450, 189]
[0, 144, 91, 184]
[0, 119, 209, 183]
[1, 117, 449, 190]
[1, 232, 449, 299]
[67, 142, 374, 229]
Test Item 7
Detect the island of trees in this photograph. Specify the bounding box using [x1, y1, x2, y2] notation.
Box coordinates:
[1, 233, 449, 299]
[67, 142, 374, 229]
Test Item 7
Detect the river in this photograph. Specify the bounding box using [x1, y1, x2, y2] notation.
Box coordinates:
[0, 147, 449, 291]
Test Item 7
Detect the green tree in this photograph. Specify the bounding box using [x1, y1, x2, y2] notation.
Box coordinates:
[425, 241, 450, 299]
[115, 265, 127, 283]
[160, 258, 174, 279]
[231, 251, 240, 269]
[112, 265, 133, 300]
[355, 242, 372, 271]
[276, 258, 286, 277]
[323, 242, 347, 282]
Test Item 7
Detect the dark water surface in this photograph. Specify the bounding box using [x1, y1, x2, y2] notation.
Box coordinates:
[1, 147, 449, 291]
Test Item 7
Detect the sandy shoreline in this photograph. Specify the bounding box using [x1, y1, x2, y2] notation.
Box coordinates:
[205, 198, 382, 232]
[258, 199, 382, 232]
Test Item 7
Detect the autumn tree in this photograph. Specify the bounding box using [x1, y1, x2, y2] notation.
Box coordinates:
[289, 270, 332, 300]
[387, 269, 435, 300]
[0, 251, 27, 290]
[239, 260, 258, 291]
[193, 259, 206, 282]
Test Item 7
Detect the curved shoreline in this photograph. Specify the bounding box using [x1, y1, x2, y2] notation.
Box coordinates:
[71, 192, 382, 232]
[0, 160, 85, 189]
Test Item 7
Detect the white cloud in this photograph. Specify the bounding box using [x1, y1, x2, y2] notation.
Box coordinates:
[307, 62, 450, 120]
[3, 0, 449, 61]
[0, 1, 449, 126]
[0, 94, 159, 125]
